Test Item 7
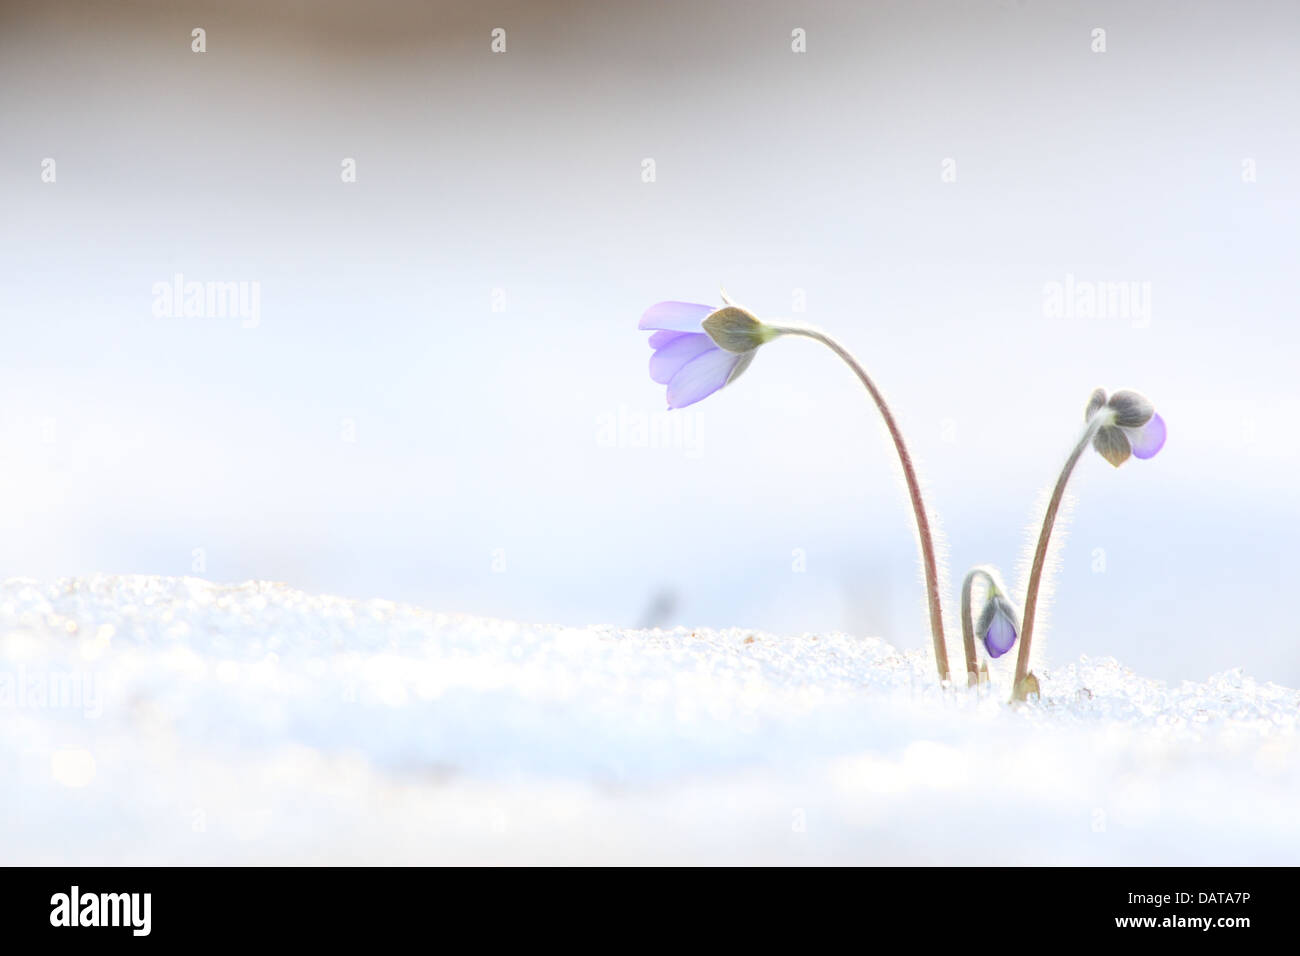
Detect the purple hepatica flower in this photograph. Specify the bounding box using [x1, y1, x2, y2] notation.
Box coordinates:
[640, 301, 769, 409]
[640, 293, 954, 682]
[1086, 388, 1167, 467]
[977, 593, 1019, 659]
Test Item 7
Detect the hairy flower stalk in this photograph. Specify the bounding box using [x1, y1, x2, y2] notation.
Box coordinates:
[639, 297, 951, 682]
[1011, 419, 1098, 701]
[773, 323, 951, 683]
[1011, 388, 1167, 702]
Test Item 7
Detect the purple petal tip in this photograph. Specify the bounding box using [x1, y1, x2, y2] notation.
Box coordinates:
[1129, 412, 1167, 460]
[984, 615, 1018, 658]
[638, 301, 714, 332]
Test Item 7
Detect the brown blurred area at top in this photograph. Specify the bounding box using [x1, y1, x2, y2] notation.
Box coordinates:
[2, 0, 618, 56]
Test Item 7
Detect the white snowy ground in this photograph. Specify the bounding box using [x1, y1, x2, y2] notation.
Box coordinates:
[1, 575, 1296, 865]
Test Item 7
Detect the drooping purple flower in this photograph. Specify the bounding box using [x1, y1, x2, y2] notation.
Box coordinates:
[977, 593, 1019, 659]
[640, 301, 761, 409]
[1086, 388, 1167, 467]
[640, 293, 955, 683]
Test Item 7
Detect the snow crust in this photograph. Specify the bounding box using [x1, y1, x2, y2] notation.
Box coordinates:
[2, 575, 1296, 864]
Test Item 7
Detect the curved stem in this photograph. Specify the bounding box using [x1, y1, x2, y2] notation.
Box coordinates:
[780, 325, 950, 682]
[960, 566, 996, 687]
[1012, 414, 1104, 701]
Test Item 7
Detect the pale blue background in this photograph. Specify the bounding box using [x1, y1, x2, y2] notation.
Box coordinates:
[3, 0, 1297, 683]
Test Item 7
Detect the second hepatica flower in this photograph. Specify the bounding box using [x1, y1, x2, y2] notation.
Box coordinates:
[640, 300, 774, 409]
[1086, 388, 1168, 467]
[1009, 386, 1167, 702]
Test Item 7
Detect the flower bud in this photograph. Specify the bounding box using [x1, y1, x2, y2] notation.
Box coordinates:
[1088, 388, 1163, 467]
[976, 592, 1020, 658]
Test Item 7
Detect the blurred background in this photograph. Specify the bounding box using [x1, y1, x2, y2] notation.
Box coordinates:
[2, 0, 1297, 684]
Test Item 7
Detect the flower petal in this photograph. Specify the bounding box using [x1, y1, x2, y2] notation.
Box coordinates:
[665, 347, 742, 409]
[725, 349, 756, 386]
[649, 333, 716, 385]
[638, 301, 714, 332]
[647, 330, 686, 349]
[1093, 425, 1132, 468]
[983, 610, 1017, 658]
[1126, 412, 1166, 459]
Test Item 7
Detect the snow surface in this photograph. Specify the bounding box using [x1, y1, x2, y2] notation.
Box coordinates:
[1, 575, 1296, 865]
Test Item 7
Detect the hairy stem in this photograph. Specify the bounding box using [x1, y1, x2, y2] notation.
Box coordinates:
[780, 325, 950, 682]
[1012, 414, 1105, 701]
[960, 566, 996, 687]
